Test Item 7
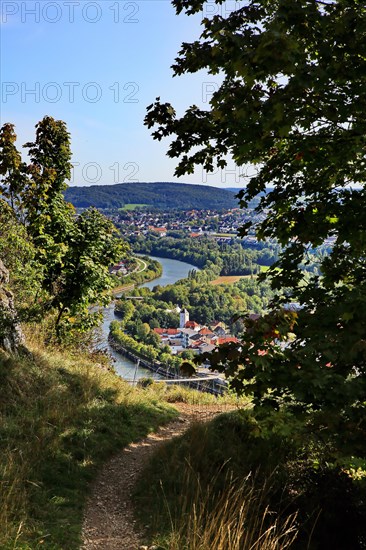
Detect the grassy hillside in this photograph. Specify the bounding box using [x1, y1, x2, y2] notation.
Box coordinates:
[0, 336, 178, 549]
[64, 182, 238, 210]
[0, 325, 241, 549]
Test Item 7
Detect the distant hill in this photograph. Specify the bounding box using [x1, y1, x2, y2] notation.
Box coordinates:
[64, 182, 239, 210]
[225, 187, 273, 195]
[224, 188, 242, 194]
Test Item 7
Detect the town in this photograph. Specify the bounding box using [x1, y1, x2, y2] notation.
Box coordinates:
[153, 307, 239, 356]
[110, 206, 267, 243]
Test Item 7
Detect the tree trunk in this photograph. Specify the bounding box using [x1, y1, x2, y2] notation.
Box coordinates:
[0, 259, 25, 353]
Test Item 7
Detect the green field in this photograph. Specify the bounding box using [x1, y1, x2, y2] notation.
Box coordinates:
[120, 203, 148, 211]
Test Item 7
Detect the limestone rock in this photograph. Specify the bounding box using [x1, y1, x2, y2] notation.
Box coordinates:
[0, 259, 25, 353]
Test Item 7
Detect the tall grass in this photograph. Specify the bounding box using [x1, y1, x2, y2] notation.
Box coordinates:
[161, 470, 298, 550]
[0, 325, 246, 549]
[141, 379, 250, 407]
[143, 467, 297, 550]
[134, 411, 301, 550]
[0, 452, 28, 549]
[0, 333, 178, 549]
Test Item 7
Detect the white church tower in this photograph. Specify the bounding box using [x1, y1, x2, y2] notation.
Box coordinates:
[180, 308, 189, 329]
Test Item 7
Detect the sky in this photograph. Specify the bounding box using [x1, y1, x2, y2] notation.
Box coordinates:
[1, 0, 242, 188]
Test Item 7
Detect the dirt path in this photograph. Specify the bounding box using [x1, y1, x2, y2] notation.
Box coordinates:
[81, 404, 226, 550]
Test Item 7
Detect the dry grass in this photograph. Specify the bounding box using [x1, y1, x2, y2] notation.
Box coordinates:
[1, 323, 249, 549]
[156, 470, 298, 550]
[142, 380, 249, 407]
[210, 275, 252, 285]
[0, 327, 178, 549]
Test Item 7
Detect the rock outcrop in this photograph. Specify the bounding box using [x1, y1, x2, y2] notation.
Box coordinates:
[0, 259, 24, 353]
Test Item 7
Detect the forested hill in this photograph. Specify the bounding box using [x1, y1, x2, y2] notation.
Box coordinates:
[64, 182, 239, 210]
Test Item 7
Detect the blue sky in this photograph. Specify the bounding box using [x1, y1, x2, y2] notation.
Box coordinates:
[1, 0, 241, 187]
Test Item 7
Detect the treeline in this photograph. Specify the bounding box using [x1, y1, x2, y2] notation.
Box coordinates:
[65, 182, 238, 210]
[121, 256, 162, 286]
[130, 235, 280, 275]
[131, 234, 325, 278]
[154, 278, 274, 328]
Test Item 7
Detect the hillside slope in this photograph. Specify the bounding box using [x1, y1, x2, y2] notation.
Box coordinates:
[64, 182, 238, 210]
[0, 342, 177, 549]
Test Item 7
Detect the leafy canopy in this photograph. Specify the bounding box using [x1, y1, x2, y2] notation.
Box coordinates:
[0, 117, 127, 340]
[145, 0, 366, 438]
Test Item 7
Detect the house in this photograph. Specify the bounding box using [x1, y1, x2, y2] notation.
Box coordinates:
[198, 327, 215, 343]
[153, 328, 182, 338]
[185, 320, 201, 331]
[199, 327, 215, 337]
[197, 343, 216, 354]
[148, 226, 167, 237]
[168, 339, 185, 354]
[213, 325, 226, 336]
[210, 322, 227, 336]
[180, 328, 198, 348]
[216, 336, 239, 345]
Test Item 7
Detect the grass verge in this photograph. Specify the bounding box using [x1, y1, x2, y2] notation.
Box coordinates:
[0, 339, 177, 549]
[134, 408, 366, 549]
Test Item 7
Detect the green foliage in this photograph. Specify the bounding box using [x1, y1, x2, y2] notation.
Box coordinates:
[0, 200, 44, 320]
[110, 320, 181, 369]
[65, 181, 238, 210]
[53, 207, 126, 338]
[122, 256, 163, 286]
[115, 298, 135, 324]
[152, 276, 273, 324]
[145, 0, 366, 452]
[0, 117, 127, 341]
[0, 124, 27, 210]
[131, 234, 281, 275]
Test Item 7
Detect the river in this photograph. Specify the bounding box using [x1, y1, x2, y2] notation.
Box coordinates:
[140, 254, 197, 290]
[101, 255, 199, 381]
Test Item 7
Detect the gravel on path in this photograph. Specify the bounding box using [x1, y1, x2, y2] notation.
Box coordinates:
[81, 403, 226, 550]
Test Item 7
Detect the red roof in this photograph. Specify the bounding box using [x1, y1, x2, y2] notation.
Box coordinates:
[185, 321, 200, 329]
[190, 340, 204, 348]
[199, 328, 214, 336]
[166, 328, 180, 335]
[154, 328, 180, 336]
[216, 337, 239, 345]
[149, 226, 166, 232]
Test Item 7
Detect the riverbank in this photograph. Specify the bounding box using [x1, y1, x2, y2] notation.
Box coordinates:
[112, 255, 162, 293]
[109, 334, 226, 395]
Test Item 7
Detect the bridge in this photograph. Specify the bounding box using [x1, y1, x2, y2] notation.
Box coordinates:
[109, 337, 226, 395]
